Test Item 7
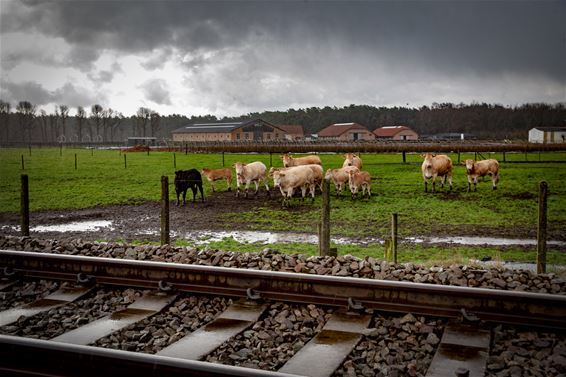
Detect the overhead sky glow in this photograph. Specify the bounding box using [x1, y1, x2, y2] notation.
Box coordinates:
[0, 0, 564, 117]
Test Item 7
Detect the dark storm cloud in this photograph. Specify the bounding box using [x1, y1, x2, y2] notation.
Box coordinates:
[2, 1, 563, 81]
[1, 80, 103, 108]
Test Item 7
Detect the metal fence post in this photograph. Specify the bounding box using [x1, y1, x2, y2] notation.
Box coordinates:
[537, 181, 548, 274]
[161, 176, 170, 245]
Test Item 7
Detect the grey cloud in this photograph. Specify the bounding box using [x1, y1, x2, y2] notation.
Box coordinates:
[2, 1, 562, 81]
[87, 70, 115, 83]
[1, 80, 103, 108]
[140, 79, 171, 106]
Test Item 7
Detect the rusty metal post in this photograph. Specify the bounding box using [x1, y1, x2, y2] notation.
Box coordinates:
[319, 179, 331, 256]
[537, 181, 547, 274]
[161, 176, 170, 245]
[21, 174, 29, 237]
[391, 213, 398, 264]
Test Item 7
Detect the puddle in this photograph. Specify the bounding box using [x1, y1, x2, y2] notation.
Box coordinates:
[2, 220, 113, 233]
[407, 236, 566, 247]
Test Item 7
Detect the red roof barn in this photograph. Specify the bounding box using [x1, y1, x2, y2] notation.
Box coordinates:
[317, 122, 375, 141]
[373, 126, 419, 141]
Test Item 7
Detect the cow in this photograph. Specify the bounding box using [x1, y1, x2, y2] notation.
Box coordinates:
[342, 153, 363, 169]
[348, 170, 372, 200]
[281, 153, 322, 167]
[325, 166, 360, 197]
[174, 169, 204, 206]
[201, 167, 232, 192]
[465, 159, 500, 192]
[421, 153, 453, 193]
[270, 164, 323, 192]
[233, 161, 270, 198]
[271, 165, 315, 207]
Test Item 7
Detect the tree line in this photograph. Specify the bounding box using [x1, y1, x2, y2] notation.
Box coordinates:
[0, 100, 564, 144]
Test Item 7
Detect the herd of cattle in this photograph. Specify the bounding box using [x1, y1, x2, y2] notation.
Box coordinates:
[173, 153, 500, 207]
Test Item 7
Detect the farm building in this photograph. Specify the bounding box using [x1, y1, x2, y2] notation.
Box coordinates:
[317, 122, 375, 141]
[528, 127, 566, 144]
[171, 119, 289, 142]
[277, 125, 304, 140]
[373, 125, 419, 141]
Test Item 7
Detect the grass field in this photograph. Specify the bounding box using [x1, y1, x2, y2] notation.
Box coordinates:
[1, 147, 566, 266]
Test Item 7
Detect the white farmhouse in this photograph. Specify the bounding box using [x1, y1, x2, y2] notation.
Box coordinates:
[528, 127, 566, 143]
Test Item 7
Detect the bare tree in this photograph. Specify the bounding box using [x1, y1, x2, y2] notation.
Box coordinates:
[104, 109, 124, 142]
[58, 105, 69, 140]
[16, 101, 36, 143]
[49, 106, 59, 142]
[38, 110, 49, 142]
[135, 107, 151, 137]
[90, 104, 103, 141]
[0, 100, 10, 143]
[150, 111, 160, 137]
[76, 106, 87, 142]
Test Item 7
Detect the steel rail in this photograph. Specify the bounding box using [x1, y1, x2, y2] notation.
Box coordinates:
[2, 250, 566, 329]
[0, 335, 305, 377]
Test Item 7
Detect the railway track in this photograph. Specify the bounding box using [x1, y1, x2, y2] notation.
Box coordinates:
[1, 250, 565, 376]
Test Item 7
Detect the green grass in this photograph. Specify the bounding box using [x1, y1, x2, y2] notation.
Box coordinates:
[1, 148, 566, 266]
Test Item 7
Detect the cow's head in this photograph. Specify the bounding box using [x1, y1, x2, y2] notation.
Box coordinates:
[343, 153, 356, 166]
[280, 153, 292, 167]
[421, 153, 435, 179]
[465, 159, 475, 173]
[324, 168, 334, 180]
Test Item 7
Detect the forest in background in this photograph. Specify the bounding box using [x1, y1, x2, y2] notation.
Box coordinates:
[0, 101, 564, 144]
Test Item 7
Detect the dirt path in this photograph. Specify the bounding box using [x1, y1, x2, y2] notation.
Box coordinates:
[0, 190, 563, 244]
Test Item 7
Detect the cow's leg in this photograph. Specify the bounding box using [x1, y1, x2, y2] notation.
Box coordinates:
[190, 186, 198, 202]
[244, 181, 250, 198]
[236, 178, 241, 197]
[263, 178, 270, 196]
[431, 176, 436, 193]
[473, 177, 478, 191]
[467, 175, 472, 192]
[226, 177, 232, 192]
[253, 180, 260, 196]
[448, 173, 453, 191]
[175, 190, 181, 206]
[492, 174, 499, 190]
[210, 181, 216, 192]
[182, 190, 187, 206]
[198, 183, 205, 201]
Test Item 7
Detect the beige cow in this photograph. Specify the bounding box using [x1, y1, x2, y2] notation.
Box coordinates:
[270, 164, 323, 192]
[348, 170, 372, 199]
[271, 165, 315, 207]
[465, 159, 500, 192]
[281, 153, 322, 167]
[324, 166, 360, 196]
[233, 161, 270, 198]
[421, 153, 453, 193]
[342, 153, 363, 169]
[201, 167, 232, 192]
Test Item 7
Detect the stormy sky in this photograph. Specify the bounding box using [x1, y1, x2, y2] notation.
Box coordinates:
[0, 0, 564, 117]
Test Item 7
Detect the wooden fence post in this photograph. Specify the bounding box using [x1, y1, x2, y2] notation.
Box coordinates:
[21, 174, 29, 237]
[74, 153, 77, 170]
[319, 179, 331, 256]
[21, 155, 24, 170]
[161, 176, 170, 246]
[222, 152, 225, 167]
[124, 154, 127, 169]
[537, 181, 547, 274]
[402, 151, 406, 163]
[391, 213, 398, 264]
[173, 153, 177, 169]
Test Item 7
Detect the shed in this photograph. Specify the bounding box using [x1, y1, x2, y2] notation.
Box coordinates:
[528, 127, 566, 144]
[171, 119, 288, 142]
[373, 126, 419, 141]
[277, 125, 304, 140]
[317, 122, 375, 141]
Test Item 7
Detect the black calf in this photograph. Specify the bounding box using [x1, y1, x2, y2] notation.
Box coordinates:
[174, 169, 204, 206]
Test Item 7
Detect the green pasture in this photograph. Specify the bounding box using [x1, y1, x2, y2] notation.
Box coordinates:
[1, 147, 565, 266]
